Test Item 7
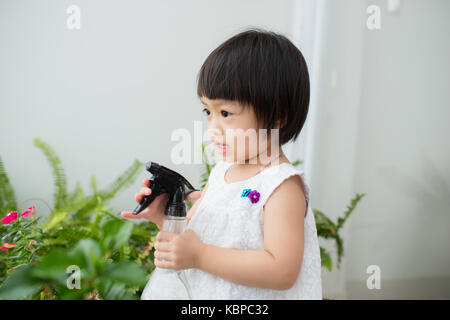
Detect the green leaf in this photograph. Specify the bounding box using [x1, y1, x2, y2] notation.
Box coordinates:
[90, 176, 98, 194]
[101, 160, 143, 200]
[0, 155, 18, 214]
[31, 238, 103, 284]
[72, 239, 104, 275]
[103, 282, 126, 300]
[101, 219, 133, 251]
[336, 193, 366, 231]
[0, 265, 44, 300]
[313, 209, 337, 238]
[1, 230, 19, 240]
[320, 247, 333, 271]
[33, 138, 68, 210]
[103, 261, 147, 287]
[30, 248, 85, 282]
[291, 159, 303, 167]
[41, 211, 69, 232]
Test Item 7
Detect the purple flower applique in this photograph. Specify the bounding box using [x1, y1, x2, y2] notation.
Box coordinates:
[247, 190, 260, 204]
[240, 188, 260, 204]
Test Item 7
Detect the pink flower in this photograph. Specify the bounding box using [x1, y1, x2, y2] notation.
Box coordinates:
[21, 205, 36, 218]
[0, 243, 16, 251]
[1, 211, 18, 225]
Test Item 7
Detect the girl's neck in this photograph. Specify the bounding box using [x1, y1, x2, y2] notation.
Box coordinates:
[236, 147, 287, 168]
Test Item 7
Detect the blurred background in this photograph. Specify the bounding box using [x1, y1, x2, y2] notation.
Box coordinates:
[0, 0, 449, 299]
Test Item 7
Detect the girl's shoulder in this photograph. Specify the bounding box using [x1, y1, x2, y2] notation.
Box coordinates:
[256, 162, 311, 214]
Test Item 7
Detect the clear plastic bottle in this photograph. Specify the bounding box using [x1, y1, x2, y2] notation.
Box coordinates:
[141, 216, 193, 300]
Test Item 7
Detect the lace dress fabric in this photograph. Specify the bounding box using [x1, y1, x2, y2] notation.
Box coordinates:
[184, 160, 323, 299]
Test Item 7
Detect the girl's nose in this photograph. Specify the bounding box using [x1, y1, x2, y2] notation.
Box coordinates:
[207, 120, 224, 137]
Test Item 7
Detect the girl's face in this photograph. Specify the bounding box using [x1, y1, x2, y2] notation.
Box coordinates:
[201, 96, 280, 164]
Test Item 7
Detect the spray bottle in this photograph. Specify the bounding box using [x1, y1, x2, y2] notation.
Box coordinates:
[132, 161, 199, 300]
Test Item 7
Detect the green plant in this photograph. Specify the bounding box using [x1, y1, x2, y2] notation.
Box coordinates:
[313, 193, 365, 271]
[0, 138, 158, 299]
[1, 138, 365, 299]
[0, 154, 18, 214]
[0, 218, 147, 299]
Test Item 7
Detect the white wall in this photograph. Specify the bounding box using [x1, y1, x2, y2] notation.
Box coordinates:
[0, 0, 297, 216]
[296, 0, 367, 298]
[302, 0, 450, 298]
[348, 0, 450, 299]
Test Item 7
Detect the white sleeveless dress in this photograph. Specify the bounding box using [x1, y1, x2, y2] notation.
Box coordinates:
[184, 160, 323, 299]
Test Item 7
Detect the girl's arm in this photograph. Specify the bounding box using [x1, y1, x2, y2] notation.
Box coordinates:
[196, 175, 307, 290]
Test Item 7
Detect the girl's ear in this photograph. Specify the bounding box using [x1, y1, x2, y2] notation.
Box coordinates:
[277, 115, 289, 129]
[274, 119, 284, 129]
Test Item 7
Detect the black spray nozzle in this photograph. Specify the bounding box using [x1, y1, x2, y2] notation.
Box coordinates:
[165, 185, 186, 217]
[132, 161, 199, 216]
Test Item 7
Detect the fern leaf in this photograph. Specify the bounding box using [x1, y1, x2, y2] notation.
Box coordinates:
[101, 160, 143, 200]
[0, 155, 18, 214]
[33, 138, 68, 210]
[291, 159, 303, 167]
[66, 181, 84, 205]
[313, 209, 337, 238]
[336, 193, 366, 231]
[335, 235, 344, 268]
[320, 247, 333, 271]
[68, 196, 101, 220]
[90, 176, 98, 194]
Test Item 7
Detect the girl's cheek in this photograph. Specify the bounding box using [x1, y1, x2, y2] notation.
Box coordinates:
[230, 136, 246, 162]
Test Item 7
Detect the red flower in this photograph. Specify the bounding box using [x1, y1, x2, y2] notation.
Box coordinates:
[21, 205, 36, 218]
[0, 243, 16, 251]
[1, 211, 18, 225]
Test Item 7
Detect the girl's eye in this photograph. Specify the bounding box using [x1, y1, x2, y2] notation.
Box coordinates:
[202, 108, 231, 118]
[221, 110, 231, 118]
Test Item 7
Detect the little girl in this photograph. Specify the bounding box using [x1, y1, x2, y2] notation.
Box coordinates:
[122, 28, 322, 299]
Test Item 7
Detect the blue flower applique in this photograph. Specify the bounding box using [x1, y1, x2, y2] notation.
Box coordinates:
[240, 188, 261, 204]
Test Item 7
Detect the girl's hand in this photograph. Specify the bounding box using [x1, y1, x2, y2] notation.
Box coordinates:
[121, 178, 201, 227]
[154, 229, 204, 270]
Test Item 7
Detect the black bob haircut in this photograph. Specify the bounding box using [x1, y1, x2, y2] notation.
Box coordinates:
[197, 28, 310, 146]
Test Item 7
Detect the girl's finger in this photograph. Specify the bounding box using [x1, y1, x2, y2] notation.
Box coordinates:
[185, 191, 202, 201]
[155, 250, 172, 263]
[154, 241, 171, 252]
[135, 188, 151, 202]
[121, 211, 140, 219]
[140, 187, 151, 196]
[135, 192, 146, 203]
[154, 258, 172, 269]
[135, 193, 141, 202]
[156, 231, 175, 242]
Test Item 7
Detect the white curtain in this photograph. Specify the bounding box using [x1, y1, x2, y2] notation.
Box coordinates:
[290, 0, 367, 298]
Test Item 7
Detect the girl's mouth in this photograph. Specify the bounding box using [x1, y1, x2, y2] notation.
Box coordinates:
[215, 142, 228, 154]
